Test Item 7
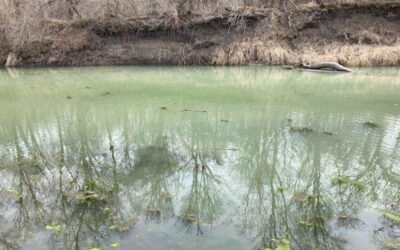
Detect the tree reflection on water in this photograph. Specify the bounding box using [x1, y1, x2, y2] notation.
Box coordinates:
[0, 69, 400, 249]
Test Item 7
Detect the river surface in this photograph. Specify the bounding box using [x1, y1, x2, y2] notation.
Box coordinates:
[0, 66, 400, 250]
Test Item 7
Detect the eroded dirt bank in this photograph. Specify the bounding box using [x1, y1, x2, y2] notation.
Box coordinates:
[1, 2, 400, 67]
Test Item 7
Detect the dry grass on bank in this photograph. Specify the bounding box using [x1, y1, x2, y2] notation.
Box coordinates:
[301, 44, 400, 67]
[0, 0, 280, 49]
[212, 40, 400, 67]
[212, 40, 296, 65]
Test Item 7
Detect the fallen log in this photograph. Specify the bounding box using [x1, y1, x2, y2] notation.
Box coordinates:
[302, 62, 352, 72]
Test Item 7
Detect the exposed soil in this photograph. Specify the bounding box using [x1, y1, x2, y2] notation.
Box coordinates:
[1, 1, 400, 67]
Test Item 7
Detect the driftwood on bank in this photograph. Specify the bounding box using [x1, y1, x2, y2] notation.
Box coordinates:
[284, 62, 353, 73]
[302, 62, 353, 72]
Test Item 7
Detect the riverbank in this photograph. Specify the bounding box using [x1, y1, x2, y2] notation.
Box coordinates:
[1, 1, 400, 67]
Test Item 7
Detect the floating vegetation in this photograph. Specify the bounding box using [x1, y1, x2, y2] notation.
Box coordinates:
[220, 119, 229, 122]
[85, 86, 91, 89]
[108, 218, 138, 232]
[332, 176, 366, 192]
[375, 209, 400, 223]
[290, 126, 313, 133]
[323, 131, 334, 135]
[298, 216, 328, 228]
[110, 242, 120, 248]
[45, 223, 62, 233]
[3, 187, 22, 197]
[337, 214, 349, 220]
[272, 238, 290, 250]
[384, 239, 400, 250]
[102, 92, 111, 96]
[89, 247, 101, 250]
[362, 121, 379, 128]
[298, 220, 313, 227]
[66, 96, 72, 99]
[160, 107, 168, 110]
[2, 187, 23, 202]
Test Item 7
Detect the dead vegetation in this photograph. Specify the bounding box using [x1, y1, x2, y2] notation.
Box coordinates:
[0, 0, 400, 67]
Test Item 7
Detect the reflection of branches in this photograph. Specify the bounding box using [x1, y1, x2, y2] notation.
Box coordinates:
[178, 153, 222, 236]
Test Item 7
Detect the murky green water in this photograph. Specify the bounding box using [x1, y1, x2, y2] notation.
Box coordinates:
[0, 66, 400, 250]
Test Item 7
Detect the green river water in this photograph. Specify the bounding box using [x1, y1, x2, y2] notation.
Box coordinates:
[0, 66, 400, 250]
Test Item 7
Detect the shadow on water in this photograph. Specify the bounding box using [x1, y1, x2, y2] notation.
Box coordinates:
[0, 67, 400, 249]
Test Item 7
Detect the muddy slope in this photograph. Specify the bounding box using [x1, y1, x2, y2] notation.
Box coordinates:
[3, 2, 400, 67]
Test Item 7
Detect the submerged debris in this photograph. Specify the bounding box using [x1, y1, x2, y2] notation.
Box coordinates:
[293, 192, 322, 203]
[277, 186, 285, 192]
[108, 218, 138, 232]
[293, 192, 311, 202]
[363, 121, 379, 128]
[180, 109, 207, 113]
[74, 190, 107, 203]
[220, 119, 229, 123]
[147, 208, 161, 218]
[102, 92, 111, 96]
[180, 213, 199, 223]
[216, 148, 241, 151]
[160, 107, 168, 110]
[66, 96, 72, 99]
[290, 126, 313, 133]
[323, 131, 334, 135]
[332, 176, 365, 192]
